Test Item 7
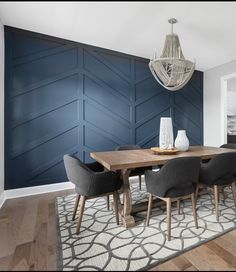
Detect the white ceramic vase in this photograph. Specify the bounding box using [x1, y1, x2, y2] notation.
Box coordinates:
[174, 130, 189, 151]
[159, 117, 174, 149]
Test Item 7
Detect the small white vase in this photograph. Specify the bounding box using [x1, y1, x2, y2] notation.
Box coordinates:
[174, 130, 189, 151]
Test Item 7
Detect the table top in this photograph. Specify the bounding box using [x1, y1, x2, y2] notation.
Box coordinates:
[90, 146, 236, 171]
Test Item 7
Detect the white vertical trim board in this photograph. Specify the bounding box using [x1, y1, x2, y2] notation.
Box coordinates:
[221, 72, 236, 145]
[0, 191, 5, 209]
[0, 19, 5, 208]
[221, 77, 228, 145]
[0, 181, 75, 209]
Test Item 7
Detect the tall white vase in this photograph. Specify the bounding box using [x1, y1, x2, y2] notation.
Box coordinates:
[174, 130, 189, 151]
[159, 117, 174, 149]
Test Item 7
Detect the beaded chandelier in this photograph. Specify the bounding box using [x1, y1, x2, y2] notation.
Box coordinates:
[149, 18, 195, 91]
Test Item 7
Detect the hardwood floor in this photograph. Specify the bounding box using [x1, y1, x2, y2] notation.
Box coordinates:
[0, 189, 73, 271]
[0, 190, 236, 271]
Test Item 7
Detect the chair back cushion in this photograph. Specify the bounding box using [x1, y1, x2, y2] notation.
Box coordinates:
[200, 152, 236, 185]
[220, 144, 236, 149]
[63, 154, 93, 195]
[63, 154, 122, 196]
[145, 157, 200, 197]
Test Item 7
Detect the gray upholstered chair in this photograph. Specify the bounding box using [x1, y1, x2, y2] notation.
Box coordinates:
[115, 145, 152, 190]
[220, 143, 236, 149]
[145, 157, 200, 241]
[202, 144, 236, 200]
[64, 154, 123, 234]
[220, 143, 236, 176]
[199, 152, 236, 221]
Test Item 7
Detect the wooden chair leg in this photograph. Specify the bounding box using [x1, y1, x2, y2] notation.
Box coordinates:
[76, 196, 86, 235]
[214, 185, 219, 221]
[72, 195, 80, 221]
[107, 195, 110, 211]
[146, 193, 153, 226]
[231, 182, 236, 209]
[218, 188, 223, 203]
[220, 187, 226, 204]
[166, 198, 172, 241]
[139, 175, 142, 190]
[195, 183, 199, 200]
[191, 193, 198, 229]
[177, 200, 181, 215]
[113, 192, 119, 225]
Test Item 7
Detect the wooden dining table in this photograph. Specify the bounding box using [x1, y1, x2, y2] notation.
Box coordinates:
[90, 145, 236, 229]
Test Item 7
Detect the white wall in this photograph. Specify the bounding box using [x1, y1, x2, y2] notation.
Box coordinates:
[227, 77, 236, 92]
[0, 19, 4, 207]
[204, 60, 236, 147]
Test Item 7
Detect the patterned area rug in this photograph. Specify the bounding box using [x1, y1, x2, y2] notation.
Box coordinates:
[56, 178, 236, 271]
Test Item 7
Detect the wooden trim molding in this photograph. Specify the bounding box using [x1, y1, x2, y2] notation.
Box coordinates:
[0, 181, 75, 209]
[0, 177, 139, 210]
[0, 191, 5, 209]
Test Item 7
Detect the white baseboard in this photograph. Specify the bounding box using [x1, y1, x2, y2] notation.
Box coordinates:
[0, 181, 75, 209]
[0, 191, 5, 209]
[0, 173, 158, 210]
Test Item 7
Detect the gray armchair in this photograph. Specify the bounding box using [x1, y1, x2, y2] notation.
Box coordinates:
[64, 154, 123, 234]
[220, 144, 236, 177]
[199, 152, 236, 221]
[220, 143, 236, 149]
[145, 157, 200, 241]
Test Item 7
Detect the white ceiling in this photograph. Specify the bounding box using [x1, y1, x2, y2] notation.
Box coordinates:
[0, 1, 236, 71]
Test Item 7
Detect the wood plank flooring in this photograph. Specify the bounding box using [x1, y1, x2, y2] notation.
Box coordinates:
[0, 189, 235, 271]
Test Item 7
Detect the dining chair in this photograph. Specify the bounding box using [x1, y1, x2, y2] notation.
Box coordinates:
[220, 143, 236, 149]
[196, 144, 236, 198]
[145, 157, 200, 241]
[220, 144, 236, 178]
[63, 154, 123, 234]
[199, 152, 236, 221]
[219, 144, 236, 199]
[115, 145, 152, 190]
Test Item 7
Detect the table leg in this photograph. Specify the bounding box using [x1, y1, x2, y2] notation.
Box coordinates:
[121, 169, 136, 228]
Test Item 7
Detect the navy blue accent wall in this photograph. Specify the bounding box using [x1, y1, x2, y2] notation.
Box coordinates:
[4, 26, 203, 190]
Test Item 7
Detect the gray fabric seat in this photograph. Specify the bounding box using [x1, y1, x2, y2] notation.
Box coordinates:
[199, 152, 236, 220]
[220, 144, 236, 176]
[144, 157, 200, 240]
[64, 154, 122, 234]
[145, 157, 200, 198]
[220, 143, 236, 149]
[200, 153, 236, 186]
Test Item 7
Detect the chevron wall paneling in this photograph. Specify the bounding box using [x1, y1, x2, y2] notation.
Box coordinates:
[4, 26, 203, 189]
[172, 71, 203, 145]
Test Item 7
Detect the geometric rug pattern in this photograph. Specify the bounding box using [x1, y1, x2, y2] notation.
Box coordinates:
[56, 178, 236, 271]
